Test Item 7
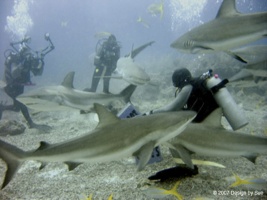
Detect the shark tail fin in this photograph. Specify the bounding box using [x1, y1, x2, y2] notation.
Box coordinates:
[119, 84, 137, 103]
[0, 139, 25, 189]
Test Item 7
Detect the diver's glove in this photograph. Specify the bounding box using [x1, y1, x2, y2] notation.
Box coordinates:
[29, 122, 52, 133]
[148, 164, 198, 182]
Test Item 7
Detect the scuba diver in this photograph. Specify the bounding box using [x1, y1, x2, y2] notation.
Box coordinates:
[149, 68, 248, 128]
[85, 34, 120, 93]
[146, 68, 248, 181]
[0, 33, 55, 132]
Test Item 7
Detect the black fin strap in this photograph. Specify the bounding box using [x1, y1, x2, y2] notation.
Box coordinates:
[210, 79, 229, 94]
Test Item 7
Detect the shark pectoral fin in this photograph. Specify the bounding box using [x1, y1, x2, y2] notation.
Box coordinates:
[2, 159, 22, 189]
[225, 51, 248, 63]
[171, 144, 194, 169]
[0, 140, 25, 189]
[202, 108, 223, 128]
[64, 161, 82, 171]
[134, 141, 155, 171]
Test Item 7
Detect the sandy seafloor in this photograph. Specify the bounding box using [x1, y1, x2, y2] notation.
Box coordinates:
[0, 75, 267, 200]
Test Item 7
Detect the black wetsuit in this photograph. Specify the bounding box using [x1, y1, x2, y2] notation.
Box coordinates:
[1, 53, 43, 127]
[184, 77, 219, 122]
[89, 40, 120, 93]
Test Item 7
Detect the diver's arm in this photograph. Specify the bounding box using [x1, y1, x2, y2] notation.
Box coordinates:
[40, 33, 55, 58]
[152, 84, 193, 114]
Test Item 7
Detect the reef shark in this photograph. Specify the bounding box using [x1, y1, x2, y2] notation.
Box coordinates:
[103, 41, 154, 85]
[171, 0, 267, 59]
[16, 71, 136, 112]
[113, 56, 151, 85]
[168, 108, 267, 169]
[0, 103, 196, 188]
[229, 45, 267, 82]
[228, 45, 267, 65]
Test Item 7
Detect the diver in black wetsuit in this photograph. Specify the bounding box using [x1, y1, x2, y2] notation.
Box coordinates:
[152, 68, 219, 122]
[0, 33, 55, 132]
[85, 34, 120, 93]
[147, 68, 248, 181]
[149, 68, 248, 127]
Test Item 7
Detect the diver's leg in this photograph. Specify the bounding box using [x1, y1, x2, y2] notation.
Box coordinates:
[14, 99, 34, 126]
[0, 85, 22, 119]
[14, 99, 51, 132]
[103, 67, 112, 93]
[86, 66, 103, 92]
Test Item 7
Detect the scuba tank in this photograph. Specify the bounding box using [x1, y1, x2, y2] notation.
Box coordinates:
[203, 70, 248, 130]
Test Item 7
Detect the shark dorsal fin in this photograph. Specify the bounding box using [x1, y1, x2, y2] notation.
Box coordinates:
[216, 0, 240, 18]
[202, 108, 223, 128]
[94, 103, 119, 127]
[61, 71, 75, 88]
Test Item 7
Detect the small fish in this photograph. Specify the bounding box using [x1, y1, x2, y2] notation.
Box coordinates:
[60, 21, 68, 27]
[147, 0, 164, 19]
[137, 17, 150, 28]
[173, 158, 226, 168]
[148, 165, 198, 182]
[229, 172, 267, 189]
[142, 181, 183, 200]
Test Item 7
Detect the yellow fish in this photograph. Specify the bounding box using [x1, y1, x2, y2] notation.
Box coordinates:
[229, 172, 267, 189]
[147, 0, 164, 19]
[107, 194, 113, 200]
[143, 181, 183, 200]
